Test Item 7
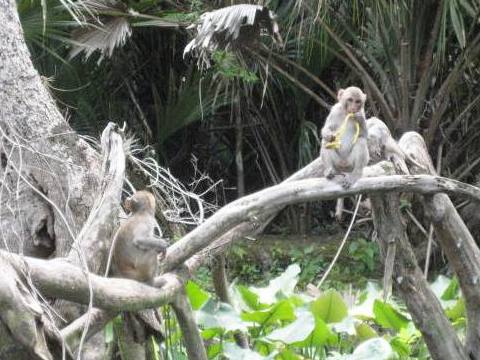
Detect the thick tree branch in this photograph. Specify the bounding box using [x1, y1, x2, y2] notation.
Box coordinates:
[0, 175, 479, 314]
[163, 174, 480, 273]
[370, 193, 467, 359]
[400, 132, 480, 359]
[171, 290, 208, 360]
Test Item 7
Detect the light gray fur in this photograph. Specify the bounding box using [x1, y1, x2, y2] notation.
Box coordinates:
[320, 87, 370, 188]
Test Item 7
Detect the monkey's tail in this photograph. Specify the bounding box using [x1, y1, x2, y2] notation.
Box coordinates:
[317, 194, 362, 289]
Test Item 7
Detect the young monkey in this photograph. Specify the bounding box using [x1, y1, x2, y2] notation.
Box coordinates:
[107, 190, 169, 284]
[320, 86, 369, 188]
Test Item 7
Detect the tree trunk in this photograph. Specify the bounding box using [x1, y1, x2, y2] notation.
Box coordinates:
[400, 132, 480, 359]
[370, 192, 466, 359]
[0, 0, 100, 258]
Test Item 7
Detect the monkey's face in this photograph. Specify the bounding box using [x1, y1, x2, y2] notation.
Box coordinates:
[124, 190, 156, 214]
[338, 87, 366, 113]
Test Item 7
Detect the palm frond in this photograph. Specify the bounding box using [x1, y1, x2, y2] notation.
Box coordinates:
[184, 4, 281, 68]
[68, 0, 132, 61]
[69, 17, 131, 61]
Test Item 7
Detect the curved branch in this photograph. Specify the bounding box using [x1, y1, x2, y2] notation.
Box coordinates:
[163, 174, 480, 272]
[0, 174, 478, 314]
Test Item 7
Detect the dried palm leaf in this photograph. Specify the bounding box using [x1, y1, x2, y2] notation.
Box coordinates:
[68, 0, 131, 61]
[184, 4, 281, 68]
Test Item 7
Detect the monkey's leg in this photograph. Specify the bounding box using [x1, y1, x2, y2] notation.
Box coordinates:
[322, 149, 338, 179]
[343, 140, 369, 189]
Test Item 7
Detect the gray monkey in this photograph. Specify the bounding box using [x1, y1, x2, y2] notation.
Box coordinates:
[320, 86, 370, 188]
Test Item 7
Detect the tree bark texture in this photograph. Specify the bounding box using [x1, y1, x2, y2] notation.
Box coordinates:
[0, 0, 100, 258]
[370, 192, 466, 359]
[400, 132, 480, 359]
[171, 290, 208, 360]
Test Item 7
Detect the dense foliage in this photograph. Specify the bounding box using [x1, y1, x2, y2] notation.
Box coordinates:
[123, 264, 463, 359]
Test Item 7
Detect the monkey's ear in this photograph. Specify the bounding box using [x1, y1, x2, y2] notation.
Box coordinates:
[337, 89, 345, 101]
[124, 196, 137, 212]
[362, 92, 367, 102]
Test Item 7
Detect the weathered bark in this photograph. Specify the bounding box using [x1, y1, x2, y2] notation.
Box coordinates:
[370, 193, 466, 359]
[212, 256, 249, 348]
[0, 175, 478, 312]
[164, 174, 480, 273]
[0, 0, 101, 258]
[0, 0, 105, 357]
[57, 123, 125, 326]
[171, 290, 208, 360]
[400, 132, 480, 359]
[0, 253, 55, 360]
[181, 161, 394, 272]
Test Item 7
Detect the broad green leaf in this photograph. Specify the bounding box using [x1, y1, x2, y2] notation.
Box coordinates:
[441, 277, 459, 300]
[202, 328, 222, 340]
[277, 348, 301, 360]
[237, 285, 268, 311]
[186, 280, 210, 310]
[242, 300, 295, 325]
[390, 336, 410, 356]
[223, 342, 277, 360]
[250, 264, 301, 304]
[351, 282, 382, 319]
[351, 338, 394, 359]
[266, 309, 315, 344]
[311, 290, 348, 323]
[446, 298, 465, 321]
[373, 300, 409, 331]
[355, 322, 377, 341]
[207, 342, 222, 358]
[430, 275, 452, 299]
[197, 299, 247, 332]
[332, 315, 356, 335]
[293, 317, 337, 347]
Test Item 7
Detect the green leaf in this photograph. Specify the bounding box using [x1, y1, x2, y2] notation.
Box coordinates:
[237, 285, 268, 311]
[390, 336, 410, 356]
[441, 277, 459, 301]
[104, 321, 114, 343]
[250, 264, 301, 304]
[351, 338, 395, 359]
[186, 281, 210, 310]
[446, 298, 465, 321]
[207, 342, 222, 358]
[430, 275, 452, 299]
[310, 290, 348, 323]
[242, 300, 295, 325]
[373, 300, 409, 331]
[293, 317, 336, 347]
[355, 322, 378, 341]
[277, 348, 301, 360]
[351, 282, 382, 319]
[332, 315, 356, 335]
[266, 309, 315, 344]
[223, 342, 277, 360]
[202, 328, 222, 340]
[150, 337, 161, 360]
[197, 299, 247, 332]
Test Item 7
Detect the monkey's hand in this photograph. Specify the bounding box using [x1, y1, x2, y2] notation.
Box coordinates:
[133, 237, 169, 254]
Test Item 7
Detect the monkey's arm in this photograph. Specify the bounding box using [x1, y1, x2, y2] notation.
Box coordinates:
[321, 115, 338, 141]
[354, 111, 368, 137]
[133, 236, 169, 253]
